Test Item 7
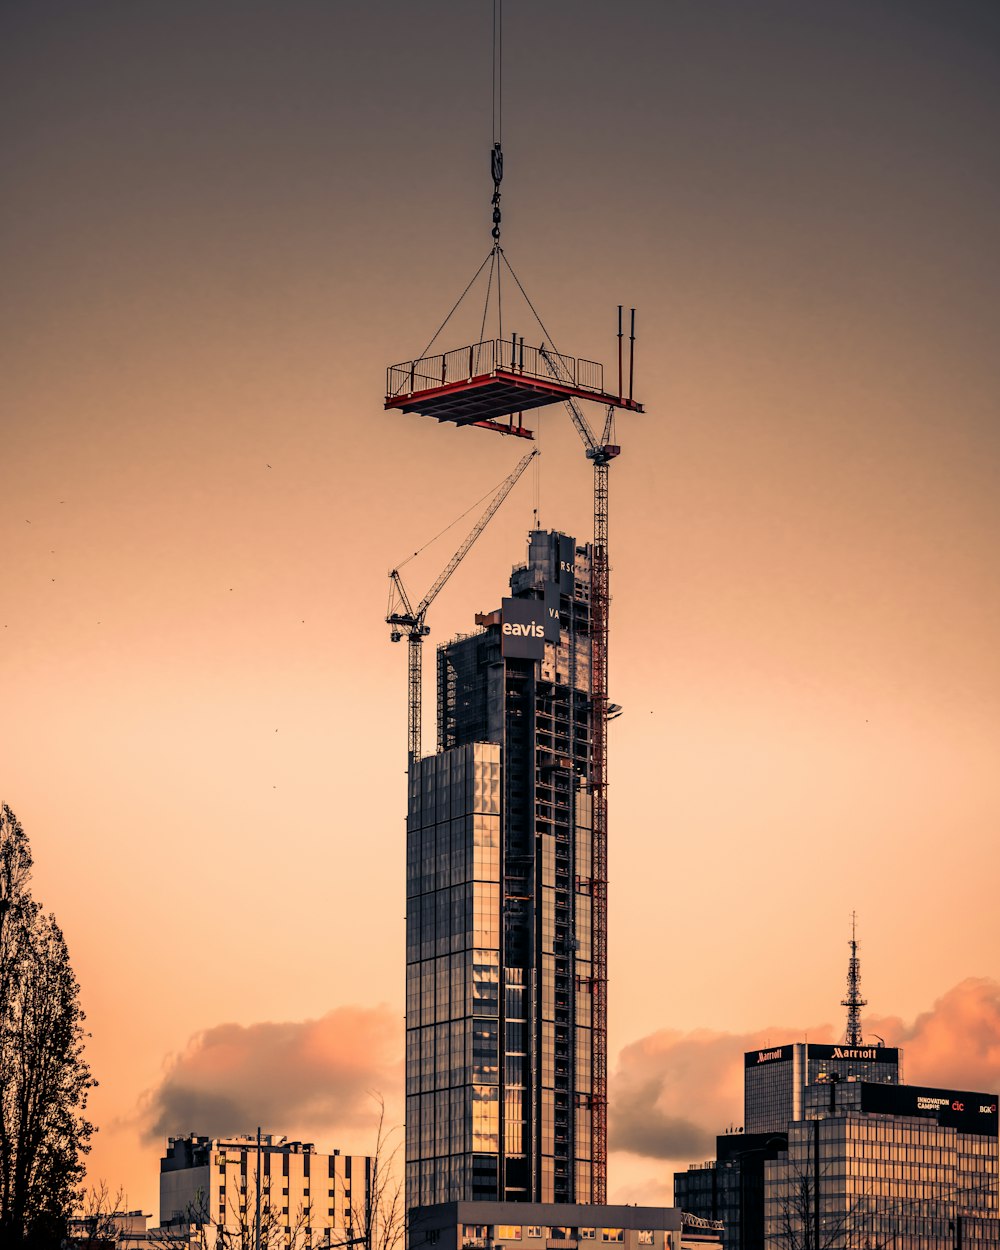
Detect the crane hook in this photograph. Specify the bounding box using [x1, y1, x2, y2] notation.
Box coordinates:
[491, 142, 503, 243]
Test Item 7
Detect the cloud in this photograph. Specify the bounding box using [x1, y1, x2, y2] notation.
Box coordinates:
[138, 979, 1000, 1172]
[866, 977, 1000, 1095]
[610, 977, 1000, 1166]
[609, 1023, 831, 1162]
[140, 1004, 403, 1145]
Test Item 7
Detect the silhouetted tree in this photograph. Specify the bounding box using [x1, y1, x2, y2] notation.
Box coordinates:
[169, 1183, 308, 1250]
[0, 804, 95, 1249]
[351, 1095, 403, 1250]
[68, 1182, 130, 1248]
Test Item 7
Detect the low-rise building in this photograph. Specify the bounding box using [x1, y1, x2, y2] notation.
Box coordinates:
[160, 1133, 372, 1248]
[407, 1200, 722, 1250]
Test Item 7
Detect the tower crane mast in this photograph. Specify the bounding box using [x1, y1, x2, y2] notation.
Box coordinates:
[540, 318, 633, 1203]
[388, 449, 538, 765]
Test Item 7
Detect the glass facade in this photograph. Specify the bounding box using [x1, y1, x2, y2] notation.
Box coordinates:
[677, 1069, 1000, 1249]
[764, 1083, 999, 1248]
[674, 1132, 786, 1250]
[407, 532, 600, 1215]
[744, 1043, 900, 1135]
[406, 743, 503, 1208]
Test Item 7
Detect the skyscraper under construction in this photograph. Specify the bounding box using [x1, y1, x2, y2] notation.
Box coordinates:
[405, 529, 603, 1210]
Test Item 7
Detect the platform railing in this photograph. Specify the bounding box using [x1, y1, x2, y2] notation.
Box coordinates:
[387, 338, 606, 399]
[577, 356, 604, 393]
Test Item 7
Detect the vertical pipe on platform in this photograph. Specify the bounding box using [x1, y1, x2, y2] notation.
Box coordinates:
[628, 308, 636, 404]
[617, 305, 623, 401]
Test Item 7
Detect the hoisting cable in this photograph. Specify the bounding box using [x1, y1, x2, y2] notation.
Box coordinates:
[403, 246, 495, 377]
[390, 455, 533, 575]
[478, 249, 496, 346]
[497, 240, 503, 343]
[394, 0, 507, 380]
[492, 0, 502, 148]
[490, 0, 504, 340]
[499, 248, 564, 364]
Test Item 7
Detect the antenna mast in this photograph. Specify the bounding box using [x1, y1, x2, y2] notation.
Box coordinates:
[841, 911, 867, 1047]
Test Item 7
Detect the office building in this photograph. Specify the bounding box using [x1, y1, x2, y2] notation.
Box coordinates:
[744, 1040, 900, 1134]
[406, 531, 602, 1210]
[678, 1065, 1000, 1249]
[66, 1210, 187, 1250]
[160, 1134, 370, 1249]
[676, 936, 999, 1249]
[764, 1078, 999, 1248]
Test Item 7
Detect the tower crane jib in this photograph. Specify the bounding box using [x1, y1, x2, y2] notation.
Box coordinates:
[387, 449, 538, 765]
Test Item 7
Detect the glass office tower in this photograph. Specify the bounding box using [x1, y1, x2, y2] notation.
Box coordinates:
[744, 1042, 900, 1134]
[676, 1053, 999, 1249]
[764, 1081, 999, 1249]
[406, 531, 599, 1212]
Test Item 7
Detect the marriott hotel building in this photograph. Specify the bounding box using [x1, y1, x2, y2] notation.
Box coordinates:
[745, 1041, 901, 1133]
[676, 1042, 1000, 1249]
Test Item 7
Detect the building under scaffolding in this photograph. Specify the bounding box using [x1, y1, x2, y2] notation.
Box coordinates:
[406, 530, 600, 1208]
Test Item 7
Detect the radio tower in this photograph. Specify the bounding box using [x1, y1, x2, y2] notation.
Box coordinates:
[841, 911, 867, 1046]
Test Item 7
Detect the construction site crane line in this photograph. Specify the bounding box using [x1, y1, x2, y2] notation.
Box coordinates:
[492, 0, 502, 148]
[387, 448, 538, 765]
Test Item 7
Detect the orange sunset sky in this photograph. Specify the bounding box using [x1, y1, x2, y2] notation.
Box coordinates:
[2, 0, 999, 1218]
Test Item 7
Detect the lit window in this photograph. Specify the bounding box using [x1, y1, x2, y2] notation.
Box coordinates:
[601, 1231, 623, 1243]
[497, 1228, 522, 1241]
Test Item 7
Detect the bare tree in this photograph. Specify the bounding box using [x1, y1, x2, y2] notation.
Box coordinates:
[71, 1181, 130, 1245]
[159, 1176, 309, 1250]
[766, 1161, 905, 1250]
[767, 1169, 861, 1250]
[350, 1095, 403, 1250]
[0, 804, 95, 1249]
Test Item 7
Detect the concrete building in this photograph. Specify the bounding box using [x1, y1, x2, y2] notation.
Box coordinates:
[406, 531, 605, 1210]
[160, 1133, 371, 1248]
[407, 1201, 722, 1250]
[66, 1210, 177, 1250]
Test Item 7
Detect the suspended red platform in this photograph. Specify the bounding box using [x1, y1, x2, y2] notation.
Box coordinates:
[385, 335, 642, 439]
